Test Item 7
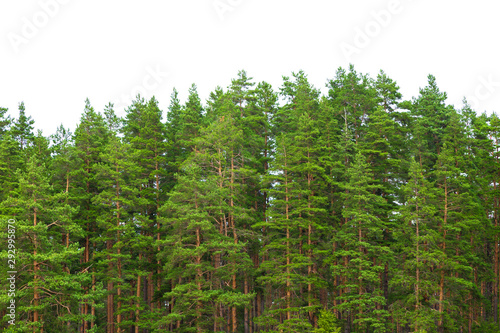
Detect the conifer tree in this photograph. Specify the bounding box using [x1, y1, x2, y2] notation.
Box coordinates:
[0, 156, 101, 332]
[484, 112, 500, 326]
[50, 125, 74, 194]
[158, 102, 253, 332]
[204, 86, 226, 125]
[165, 88, 184, 193]
[11, 102, 35, 150]
[93, 118, 139, 333]
[333, 152, 390, 333]
[432, 112, 485, 332]
[409, 75, 454, 172]
[177, 84, 204, 154]
[0, 134, 23, 205]
[0, 106, 11, 138]
[326, 65, 377, 144]
[392, 158, 440, 332]
[257, 71, 326, 331]
[2, 68, 500, 331]
[257, 132, 314, 332]
[249, 80, 278, 329]
[72, 98, 110, 331]
[121, 95, 168, 331]
[374, 70, 402, 114]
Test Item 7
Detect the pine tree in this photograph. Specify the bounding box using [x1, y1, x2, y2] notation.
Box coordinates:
[11, 102, 35, 150]
[361, 105, 402, 319]
[165, 88, 184, 193]
[50, 125, 74, 194]
[257, 132, 314, 332]
[333, 152, 390, 333]
[374, 70, 402, 114]
[93, 120, 139, 333]
[177, 84, 203, 154]
[2, 68, 500, 331]
[409, 74, 454, 172]
[0, 106, 11, 138]
[0, 134, 23, 205]
[0, 156, 102, 332]
[326, 65, 377, 144]
[392, 158, 440, 332]
[249, 80, 278, 330]
[437, 111, 488, 331]
[72, 98, 110, 331]
[257, 71, 326, 331]
[204, 85, 226, 125]
[121, 95, 168, 331]
[158, 105, 253, 332]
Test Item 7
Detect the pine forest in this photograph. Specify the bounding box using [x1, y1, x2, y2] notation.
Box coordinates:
[3, 66, 500, 333]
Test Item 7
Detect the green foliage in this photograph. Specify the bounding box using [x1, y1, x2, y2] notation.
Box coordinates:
[314, 310, 342, 333]
[10, 102, 35, 150]
[1, 68, 500, 332]
[472, 321, 500, 333]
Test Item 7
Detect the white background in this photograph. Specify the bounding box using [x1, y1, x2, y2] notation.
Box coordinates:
[1, 0, 499, 135]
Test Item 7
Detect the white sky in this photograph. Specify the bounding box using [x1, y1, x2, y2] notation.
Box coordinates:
[1, 0, 499, 136]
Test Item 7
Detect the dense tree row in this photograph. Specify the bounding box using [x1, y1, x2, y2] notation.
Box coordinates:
[1, 66, 500, 332]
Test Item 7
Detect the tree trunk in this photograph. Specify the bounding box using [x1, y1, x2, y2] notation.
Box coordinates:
[135, 254, 142, 333]
[438, 179, 448, 332]
[230, 152, 238, 333]
[33, 203, 39, 333]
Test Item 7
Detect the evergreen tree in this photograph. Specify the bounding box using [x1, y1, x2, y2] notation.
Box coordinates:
[165, 88, 184, 193]
[177, 84, 203, 154]
[326, 65, 377, 144]
[93, 124, 139, 333]
[50, 125, 74, 194]
[121, 95, 168, 331]
[158, 105, 253, 332]
[257, 133, 314, 332]
[72, 98, 110, 331]
[392, 158, 441, 332]
[0, 157, 102, 332]
[257, 71, 326, 331]
[409, 75, 454, 172]
[1, 69, 500, 331]
[432, 112, 485, 332]
[0, 134, 23, 205]
[374, 70, 402, 114]
[11, 102, 35, 150]
[333, 152, 390, 333]
[0, 106, 11, 138]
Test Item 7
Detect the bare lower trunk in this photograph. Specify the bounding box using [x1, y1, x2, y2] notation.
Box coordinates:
[135, 254, 142, 333]
[33, 203, 39, 333]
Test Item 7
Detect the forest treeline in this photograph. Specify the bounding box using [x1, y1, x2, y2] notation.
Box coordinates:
[1, 66, 500, 333]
